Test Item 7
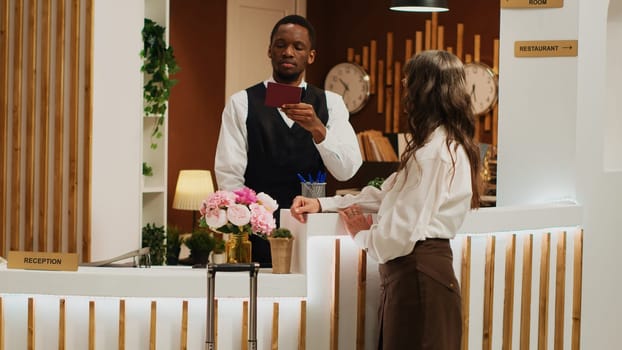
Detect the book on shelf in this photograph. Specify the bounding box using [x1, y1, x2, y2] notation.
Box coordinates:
[356, 130, 399, 162]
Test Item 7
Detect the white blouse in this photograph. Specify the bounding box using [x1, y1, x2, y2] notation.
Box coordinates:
[215, 78, 363, 191]
[318, 126, 473, 264]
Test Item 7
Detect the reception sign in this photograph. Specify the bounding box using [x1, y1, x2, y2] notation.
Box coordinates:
[8, 251, 78, 271]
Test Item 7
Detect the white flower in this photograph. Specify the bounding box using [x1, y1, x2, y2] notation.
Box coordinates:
[256, 192, 279, 213]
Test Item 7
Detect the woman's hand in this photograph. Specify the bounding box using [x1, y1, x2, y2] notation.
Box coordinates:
[290, 196, 321, 223]
[338, 204, 372, 238]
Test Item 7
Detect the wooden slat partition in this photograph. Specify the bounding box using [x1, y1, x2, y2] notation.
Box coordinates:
[59, 299, 66, 350]
[430, 12, 438, 50]
[369, 40, 377, 94]
[384, 86, 392, 133]
[423, 20, 431, 50]
[377, 60, 384, 114]
[460, 236, 471, 350]
[180, 300, 188, 350]
[554, 232, 567, 350]
[1, 0, 93, 259]
[119, 299, 126, 350]
[299, 300, 307, 350]
[404, 39, 412, 62]
[437, 25, 444, 50]
[25, 0, 37, 251]
[83, 0, 94, 261]
[89, 301, 95, 350]
[392, 61, 401, 133]
[330, 239, 341, 350]
[0, 0, 8, 257]
[28, 297, 35, 350]
[538, 233, 551, 350]
[242, 300, 249, 350]
[520, 234, 534, 350]
[68, 0, 81, 253]
[362, 46, 369, 71]
[38, 0, 52, 252]
[456, 23, 464, 60]
[10, 0, 24, 252]
[385, 32, 393, 86]
[356, 250, 366, 350]
[150, 301, 157, 350]
[272, 302, 279, 350]
[483, 235, 496, 350]
[571, 229, 583, 350]
[502, 234, 516, 350]
[415, 31, 422, 55]
[53, 0, 66, 253]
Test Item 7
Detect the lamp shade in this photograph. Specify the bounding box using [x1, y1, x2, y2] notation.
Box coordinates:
[390, 0, 449, 12]
[172, 170, 215, 211]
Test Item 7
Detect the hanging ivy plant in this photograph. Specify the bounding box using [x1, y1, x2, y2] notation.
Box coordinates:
[141, 18, 180, 149]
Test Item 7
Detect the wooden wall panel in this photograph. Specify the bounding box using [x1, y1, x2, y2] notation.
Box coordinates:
[0, 0, 10, 256]
[1, 0, 92, 260]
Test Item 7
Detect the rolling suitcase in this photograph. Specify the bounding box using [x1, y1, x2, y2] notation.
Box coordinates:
[206, 262, 261, 350]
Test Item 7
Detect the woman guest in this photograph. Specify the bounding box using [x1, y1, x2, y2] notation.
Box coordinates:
[290, 50, 481, 350]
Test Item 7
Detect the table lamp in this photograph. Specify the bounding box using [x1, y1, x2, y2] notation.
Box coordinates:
[172, 170, 215, 231]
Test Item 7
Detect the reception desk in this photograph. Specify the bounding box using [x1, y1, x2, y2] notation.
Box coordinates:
[0, 202, 582, 350]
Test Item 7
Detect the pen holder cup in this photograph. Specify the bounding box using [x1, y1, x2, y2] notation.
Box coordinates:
[301, 182, 326, 198]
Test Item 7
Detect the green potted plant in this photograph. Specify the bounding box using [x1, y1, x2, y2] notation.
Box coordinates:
[267, 227, 294, 274]
[141, 223, 165, 265]
[141, 18, 180, 150]
[183, 229, 215, 267]
[166, 225, 182, 265]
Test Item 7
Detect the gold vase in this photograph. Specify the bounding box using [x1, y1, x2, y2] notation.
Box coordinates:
[268, 237, 294, 274]
[226, 233, 252, 264]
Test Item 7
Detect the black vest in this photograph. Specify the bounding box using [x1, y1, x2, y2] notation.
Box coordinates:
[244, 82, 329, 210]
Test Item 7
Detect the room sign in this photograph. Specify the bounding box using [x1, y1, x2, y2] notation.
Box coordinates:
[8, 251, 79, 271]
[514, 40, 578, 57]
[501, 0, 563, 9]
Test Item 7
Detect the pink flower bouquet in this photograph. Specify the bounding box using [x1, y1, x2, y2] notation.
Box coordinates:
[199, 187, 278, 237]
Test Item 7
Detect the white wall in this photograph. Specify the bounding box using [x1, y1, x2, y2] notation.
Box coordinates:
[91, 0, 144, 260]
[575, 1, 622, 348]
[497, 3, 579, 206]
[499, 0, 622, 348]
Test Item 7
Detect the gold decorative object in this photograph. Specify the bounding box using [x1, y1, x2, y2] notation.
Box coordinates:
[226, 233, 252, 264]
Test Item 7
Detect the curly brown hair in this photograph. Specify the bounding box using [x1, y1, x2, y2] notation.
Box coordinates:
[399, 50, 481, 209]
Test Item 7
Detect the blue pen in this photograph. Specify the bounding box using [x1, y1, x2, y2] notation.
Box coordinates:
[317, 170, 322, 183]
[308, 173, 314, 183]
[297, 173, 307, 183]
[320, 171, 326, 183]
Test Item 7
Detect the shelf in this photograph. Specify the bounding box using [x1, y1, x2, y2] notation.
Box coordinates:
[142, 185, 166, 193]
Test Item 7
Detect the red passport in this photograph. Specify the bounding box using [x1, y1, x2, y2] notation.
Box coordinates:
[265, 82, 302, 107]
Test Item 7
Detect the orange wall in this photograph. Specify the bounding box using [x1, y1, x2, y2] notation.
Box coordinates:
[167, 0, 499, 233]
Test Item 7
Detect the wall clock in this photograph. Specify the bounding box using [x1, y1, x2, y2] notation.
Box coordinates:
[324, 62, 370, 114]
[464, 62, 498, 116]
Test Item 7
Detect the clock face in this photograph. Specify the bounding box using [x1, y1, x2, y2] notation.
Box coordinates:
[324, 62, 370, 114]
[464, 62, 498, 116]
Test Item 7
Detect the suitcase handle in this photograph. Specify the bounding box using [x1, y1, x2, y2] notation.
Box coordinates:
[208, 262, 260, 276]
[206, 262, 261, 350]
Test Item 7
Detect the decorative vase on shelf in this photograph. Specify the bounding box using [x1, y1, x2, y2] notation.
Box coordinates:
[226, 233, 252, 264]
[268, 237, 294, 274]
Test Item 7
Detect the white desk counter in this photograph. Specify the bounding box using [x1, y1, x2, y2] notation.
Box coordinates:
[0, 201, 583, 350]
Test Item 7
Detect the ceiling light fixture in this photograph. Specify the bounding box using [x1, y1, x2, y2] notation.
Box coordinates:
[390, 0, 449, 12]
